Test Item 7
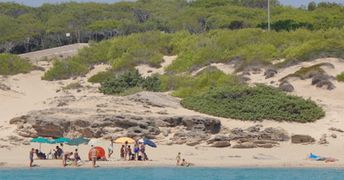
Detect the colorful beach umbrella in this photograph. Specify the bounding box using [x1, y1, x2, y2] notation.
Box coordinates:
[114, 137, 135, 144]
[30, 137, 53, 151]
[139, 138, 157, 148]
[67, 137, 90, 146]
[52, 137, 71, 144]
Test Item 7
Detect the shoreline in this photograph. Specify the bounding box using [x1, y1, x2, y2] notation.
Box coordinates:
[1, 160, 344, 169]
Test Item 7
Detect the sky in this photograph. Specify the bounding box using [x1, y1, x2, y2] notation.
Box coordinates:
[0, 0, 342, 7]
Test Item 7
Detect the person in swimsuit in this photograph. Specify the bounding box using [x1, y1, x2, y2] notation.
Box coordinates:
[133, 142, 140, 160]
[120, 145, 125, 160]
[140, 143, 147, 161]
[176, 152, 181, 166]
[127, 145, 132, 160]
[90, 146, 97, 168]
[29, 148, 34, 167]
[63, 152, 73, 167]
[108, 140, 114, 158]
[181, 159, 193, 167]
[73, 149, 80, 166]
[124, 141, 128, 160]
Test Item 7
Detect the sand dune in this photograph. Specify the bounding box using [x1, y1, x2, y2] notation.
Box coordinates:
[1, 55, 344, 168]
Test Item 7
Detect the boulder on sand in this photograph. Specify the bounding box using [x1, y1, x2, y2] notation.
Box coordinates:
[279, 81, 294, 92]
[291, 134, 315, 144]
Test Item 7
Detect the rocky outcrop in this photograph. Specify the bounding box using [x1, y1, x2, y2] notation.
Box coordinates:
[291, 134, 315, 144]
[329, 127, 344, 133]
[228, 126, 289, 142]
[128, 92, 181, 108]
[318, 134, 329, 145]
[207, 125, 289, 149]
[311, 74, 335, 90]
[0, 83, 11, 91]
[264, 68, 277, 79]
[279, 81, 294, 92]
[10, 108, 221, 146]
[211, 141, 231, 148]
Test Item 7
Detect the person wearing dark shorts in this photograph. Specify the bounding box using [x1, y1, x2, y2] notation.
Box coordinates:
[29, 148, 34, 167]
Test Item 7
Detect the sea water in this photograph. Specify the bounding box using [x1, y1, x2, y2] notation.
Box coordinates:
[0, 168, 343, 180]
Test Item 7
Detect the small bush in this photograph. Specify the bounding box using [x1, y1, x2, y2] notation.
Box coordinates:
[181, 85, 325, 122]
[336, 72, 344, 82]
[0, 53, 33, 75]
[42, 59, 89, 81]
[99, 70, 161, 95]
[88, 70, 115, 83]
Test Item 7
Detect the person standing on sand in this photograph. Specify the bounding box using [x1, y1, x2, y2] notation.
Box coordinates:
[90, 146, 98, 168]
[73, 149, 81, 166]
[29, 148, 34, 167]
[176, 152, 181, 166]
[133, 142, 140, 160]
[108, 140, 114, 158]
[120, 145, 125, 160]
[124, 141, 129, 160]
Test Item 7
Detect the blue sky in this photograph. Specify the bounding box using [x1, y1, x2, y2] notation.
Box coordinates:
[0, 0, 342, 7]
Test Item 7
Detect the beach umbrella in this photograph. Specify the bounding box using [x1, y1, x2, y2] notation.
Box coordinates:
[114, 137, 135, 144]
[139, 138, 157, 148]
[51, 137, 71, 144]
[67, 137, 90, 146]
[88, 146, 106, 160]
[31, 137, 53, 151]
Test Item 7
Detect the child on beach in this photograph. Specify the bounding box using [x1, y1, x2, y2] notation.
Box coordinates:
[176, 152, 181, 166]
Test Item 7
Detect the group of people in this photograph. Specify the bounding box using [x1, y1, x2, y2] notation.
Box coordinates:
[107, 140, 149, 161]
[29, 146, 81, 167]
[29, 139, 155, 168]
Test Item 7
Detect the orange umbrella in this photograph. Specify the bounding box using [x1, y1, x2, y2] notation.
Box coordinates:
[88, 146, 106, 160]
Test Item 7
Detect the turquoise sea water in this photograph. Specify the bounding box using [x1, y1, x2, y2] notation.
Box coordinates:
[0, 168, 343, 180]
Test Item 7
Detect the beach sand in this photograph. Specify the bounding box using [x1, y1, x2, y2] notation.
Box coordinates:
[1, 52, 344, 168]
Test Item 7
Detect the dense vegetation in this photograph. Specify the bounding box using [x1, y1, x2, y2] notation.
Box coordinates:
[0, 53, 33, 75]
[44, 28, 344, 81]
[11, 0, 332, 122]
[181, 85, 325, 122]
[1, 0, 344, 53]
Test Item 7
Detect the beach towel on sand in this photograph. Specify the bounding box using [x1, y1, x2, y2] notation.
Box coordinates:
[308, 153, 322, 161]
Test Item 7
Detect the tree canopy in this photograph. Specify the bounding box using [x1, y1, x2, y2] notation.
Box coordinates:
[1, 0, 344, 53]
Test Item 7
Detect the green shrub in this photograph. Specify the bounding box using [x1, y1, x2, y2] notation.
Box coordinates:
[88, 70, 115, 83]
[336, 72, 344, 82]
[42, 59, 89, 81]
[0, 53, 33, 75]
[181, 85, 325, 122]
[160, 66, 238, 98]
[142, 75, 161, 92]
[99, 70, 161, 95]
